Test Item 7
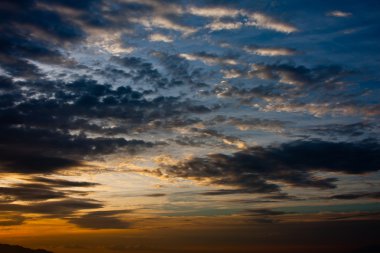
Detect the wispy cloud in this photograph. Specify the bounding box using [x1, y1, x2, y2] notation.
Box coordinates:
[327, 10, 352, 17]
[244, 46, 298, 56]
[247, 12, 298, 33]
[179, 52, 238, 65]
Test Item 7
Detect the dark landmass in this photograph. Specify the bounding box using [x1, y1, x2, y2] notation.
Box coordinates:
[0, 244, 53, 253]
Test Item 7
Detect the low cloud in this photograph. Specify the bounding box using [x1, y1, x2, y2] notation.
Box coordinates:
[69, 210, 132, 229]
[0, 213, 26, 226]
[0, 198, 103, 217]
[0, 183, 66, 201]
[159, 139, 380, 194]
[326, 192, 380, 200]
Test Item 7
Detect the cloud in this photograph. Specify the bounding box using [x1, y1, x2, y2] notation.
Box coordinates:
[31, 177, 100, 187]
[187, 128, 248, 149]
[186, 6, 297, 33]
[179, 52, 238, 66]
[149, 33, 173, 42]
[0, 148, 83, 174]
[248, 63, 349, 86]
[242, 208, 291, 224]
[0, 198, 103, 217]
[218, 63, 350, 88]
[144, 193, 166, 197]
[159, 139, 380, 194]
[151, 51, 212, 88]
[244, 46, 298, 56]
[245, 208, 288, 216]
[188, 6, 239, 18]
[326, 192, 380, 200]
[209, 115, 289, 133]
[141, 16, 197, 36]
[306, 122, 377, 137]
[327, 11, 352, 18]
[0, 177, 99, 202]
[0, 175, 125, 227]
[0, 77, 210, 173]
[68, 210, 132, 229]
[0, 0, 89, 78]
[0, 214, 26, 226]
[112, 55, 210, 89]
[0, 183, 66, 201]
[247, 12, 298, 33]
[206, 20, 242, 31]
[212, 79, 376, 117]
[0, 127, 152, 174]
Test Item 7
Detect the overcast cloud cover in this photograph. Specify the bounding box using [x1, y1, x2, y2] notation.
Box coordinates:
[0, 0, 380, 252]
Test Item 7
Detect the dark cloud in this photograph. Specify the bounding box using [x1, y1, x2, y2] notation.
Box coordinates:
[242, 208, 291, 224]
[306, 122, 378, 138]
[227, 193, 299, 203]
[213, 63, 372, 117]
[0, 0, 86, 78]
[248, 63, 351, 86]
[201, 189, 263, 195]
[112, 54, 211, 90]
[213, 82, 287, 102]
[0, 198, 103, 217]
[152, 51, 210, 88]
[244, 208, 288, 216]
[40, 0, 102, 11]
[68, 210, 132, 229]
[0, 175, 107, 226]
[112, 56, 163, 84]
[31, 177, 100, 187]
[326, 192, 380, 200]
[144, 193, 166, 197]
[0, 183, 65, 201]
[0, 214, 26, 226]
[0, 176, 99, 203]
[218, 63, 350, 87]
[0, 148, 82, 174]
[161, 139, 380, 194]
[0, 78, 200, 173]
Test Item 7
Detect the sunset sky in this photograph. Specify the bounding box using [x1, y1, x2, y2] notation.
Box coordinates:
[0, 0, 380, 252]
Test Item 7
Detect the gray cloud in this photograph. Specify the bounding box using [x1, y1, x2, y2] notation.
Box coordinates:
[31, 177, 100, 188]
[0, 198, 103, 217]
[0, 183, 66, 201]
[68, 210, 132, 229]
[0, 214, 26, 226]
[209, 115, 289, 133]
[326, 192, 380, 200]
[159, 139, 380, 194]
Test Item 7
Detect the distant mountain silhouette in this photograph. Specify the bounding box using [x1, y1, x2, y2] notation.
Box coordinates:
[0, 244, 53, 253]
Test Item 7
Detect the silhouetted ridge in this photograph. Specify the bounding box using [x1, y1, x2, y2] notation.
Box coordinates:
[0, 244, 53, 253]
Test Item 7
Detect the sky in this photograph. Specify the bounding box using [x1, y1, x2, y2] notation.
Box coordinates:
[0, 0, 380, 252]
